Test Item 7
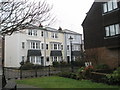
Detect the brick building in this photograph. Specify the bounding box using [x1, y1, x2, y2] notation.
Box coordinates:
[82, 0, 120, 69]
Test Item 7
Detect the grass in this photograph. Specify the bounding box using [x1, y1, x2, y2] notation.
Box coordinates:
[16, 76, 119, 88]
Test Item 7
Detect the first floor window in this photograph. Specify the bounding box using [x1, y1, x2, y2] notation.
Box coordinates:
[54, 44, 57, 50]
[41, 43, 44, 49]
[105, 24, 120, 37]
[61, 45, 63, 50]
[30, 41, 40, 49]
[46, 44, 48, 49]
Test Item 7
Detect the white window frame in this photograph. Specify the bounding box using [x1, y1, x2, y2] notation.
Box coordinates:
[103, 0, 118, 13]
[41, 43, 44, 50]
[51, 32, 58, 38]
[30, 41, 40, 50]
[105, 24, 120, 37]
[28, 30, 37, 36]
[30, 56, 41, 64]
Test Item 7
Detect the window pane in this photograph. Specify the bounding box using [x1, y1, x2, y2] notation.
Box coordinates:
[22, 42, 25, 49]
[103, 3, 107, 13]
[54, 44, 57, 50]
[115, 24, 120, 34]
[51, 44, 53, 50]
[33, 42, 35, 49]
[54, 57, 57, 61]
[108, 1, 113, 11]
[105, 27, 110, 36]
[67, 45, 69, 50]
[61, 45, 63, 50]
[110, 25, 115, 36]
[41, 43, 44, 49]
[41, 31, 44, 37]
[112, 0, 118, 9]
[46, 44, 48, 49]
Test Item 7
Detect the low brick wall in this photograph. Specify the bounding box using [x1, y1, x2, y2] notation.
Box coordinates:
[89, 72, 107, 83]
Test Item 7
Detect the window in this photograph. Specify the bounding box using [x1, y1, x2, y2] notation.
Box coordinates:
[73, 45, 80, 51]
[36, 56, 41, 63]
[30, 56, 35, 63]
[105, 27, 110, 36]
[41, 31, 44, 37]
[28, 30, 32, 35]
[51, 43, 53, 50]
[61, 45, 63, 50]
[46, 44, 48, 49]
[54, 57, 57, 61]
[105, 24, 120, 37]
[30, 41, 40, 49]
[28, 30, 37, 36]
[30, 56, 41, 64]
[46, 57, 49, 62]
[103, 0, 118, 13]
[67, 45, 69, 50]
[58, 44, 61, 50]
[51, 43, 62, 50]
[54, 44, 57, 50]
[51, 32, 58, 38]
[22, 42, 25, 49]
[103, 3, 108, 13]
[41, 43, 44, 49]
[115, 24, 120, 34]
[58, 57, 62, 61]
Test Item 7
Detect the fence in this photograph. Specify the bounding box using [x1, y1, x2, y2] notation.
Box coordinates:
[4, 66, 80, 80]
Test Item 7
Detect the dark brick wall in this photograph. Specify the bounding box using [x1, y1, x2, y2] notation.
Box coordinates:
[82, 1, 120, 49]
[85, 47, 120, 69]
[82, 1, 120, 69]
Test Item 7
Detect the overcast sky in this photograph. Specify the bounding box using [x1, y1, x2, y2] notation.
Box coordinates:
[32, 0, 95, 34]
[45, 0, 95, 34]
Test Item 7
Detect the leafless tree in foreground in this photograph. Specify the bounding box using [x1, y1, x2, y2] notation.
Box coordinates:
[0, 0, 55, 35]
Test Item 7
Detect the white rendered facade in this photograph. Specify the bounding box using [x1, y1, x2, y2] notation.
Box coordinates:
[5, 25, 82, 67]
[63, 29, 82, 63]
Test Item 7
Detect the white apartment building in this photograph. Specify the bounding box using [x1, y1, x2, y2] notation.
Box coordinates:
[4, 25, 82, 67]
[63, 29, 82, 63]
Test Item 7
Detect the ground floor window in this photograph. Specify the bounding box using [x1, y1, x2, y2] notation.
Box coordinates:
[51, 56, 63, 62]
[29, 56, 41, 64]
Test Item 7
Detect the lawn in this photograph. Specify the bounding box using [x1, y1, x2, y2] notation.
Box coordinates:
[16, 76, 119, 88]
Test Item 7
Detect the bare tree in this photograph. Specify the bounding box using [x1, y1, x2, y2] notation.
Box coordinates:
[0, 0, 55, 35]
[85, 48, 99, 65]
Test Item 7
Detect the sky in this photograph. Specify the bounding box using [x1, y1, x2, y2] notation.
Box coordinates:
[45, 0, 95, 34]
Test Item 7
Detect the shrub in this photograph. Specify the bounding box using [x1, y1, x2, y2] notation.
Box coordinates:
[105, 67, 120, 85]
[84, 65, 94, 78]
[76, 67, 85, 80]
[52, 61, 60, 67]
[20, 62, 34, 70]
[60, 61, 70, 67]
[72, 60, 85, 67]
[33, 64, 43, 69]
[95, 64, 109, 70]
